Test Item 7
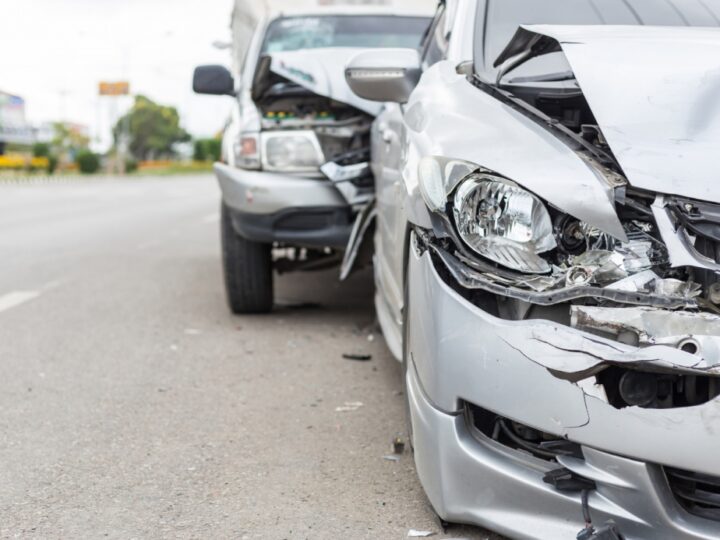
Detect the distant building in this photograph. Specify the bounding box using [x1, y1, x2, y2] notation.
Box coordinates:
[0, 90, 34, 153]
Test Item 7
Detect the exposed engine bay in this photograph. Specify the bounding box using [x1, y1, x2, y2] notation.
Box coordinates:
[252, 55, 374, 206]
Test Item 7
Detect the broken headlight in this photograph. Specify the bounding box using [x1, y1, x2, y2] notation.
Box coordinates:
[453, 174, 556, 274]
[417, 157, 556, 274]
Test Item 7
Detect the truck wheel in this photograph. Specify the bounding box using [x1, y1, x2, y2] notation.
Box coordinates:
[221, 203, 273, 314]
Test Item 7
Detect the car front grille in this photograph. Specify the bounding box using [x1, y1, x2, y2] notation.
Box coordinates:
[665, 467, 720, 521]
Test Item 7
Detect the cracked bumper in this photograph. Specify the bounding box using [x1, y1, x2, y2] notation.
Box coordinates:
[407, 243, 720, 538]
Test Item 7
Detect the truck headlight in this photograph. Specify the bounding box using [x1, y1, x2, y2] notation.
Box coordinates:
[261, 130, 324, 172]
[453, 174, 556, 274]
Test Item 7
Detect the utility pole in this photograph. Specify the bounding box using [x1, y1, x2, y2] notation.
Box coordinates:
[99, 81, 130, 174]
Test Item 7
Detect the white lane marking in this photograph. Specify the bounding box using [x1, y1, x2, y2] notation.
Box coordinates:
[202, 213, 219, 224]
[0, 291, 41, 314]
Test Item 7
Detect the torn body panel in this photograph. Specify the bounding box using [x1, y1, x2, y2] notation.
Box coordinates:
[495, 25, 720, 205]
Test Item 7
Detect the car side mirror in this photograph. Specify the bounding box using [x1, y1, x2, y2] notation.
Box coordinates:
[193, 65, 235, 96]
[345, 48, 421, 104]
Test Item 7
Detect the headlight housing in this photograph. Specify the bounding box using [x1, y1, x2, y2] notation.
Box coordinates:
[260, 130, 324, 172]
[418, 157, 556, 274]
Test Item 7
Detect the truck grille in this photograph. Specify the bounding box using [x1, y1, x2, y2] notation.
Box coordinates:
[665, 467, 720, 521]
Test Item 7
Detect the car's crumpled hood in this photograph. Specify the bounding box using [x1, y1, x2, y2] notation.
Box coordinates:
[496, 25, 720, 204]
[267, 47, 383, 116]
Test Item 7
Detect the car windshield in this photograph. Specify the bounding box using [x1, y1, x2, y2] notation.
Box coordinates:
[262, 15, 430, 53]
[476, 0, 720, 80]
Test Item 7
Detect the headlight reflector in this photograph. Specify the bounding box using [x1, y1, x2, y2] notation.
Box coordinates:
[261, 130, 324, 172]
[453, 174, 556, 273]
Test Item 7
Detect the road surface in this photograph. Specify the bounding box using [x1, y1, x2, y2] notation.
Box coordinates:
[0, 175, 498, 539]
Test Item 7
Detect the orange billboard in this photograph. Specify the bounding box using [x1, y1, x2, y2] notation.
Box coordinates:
[99, 81, 130, 96]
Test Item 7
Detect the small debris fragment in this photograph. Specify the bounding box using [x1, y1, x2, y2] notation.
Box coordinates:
[169, 344, 179, 352]
[408, 530, 435, 537]
[335, 401, 363, 412]
[184, 328, 201, 335]
[382, 455, 400, 462]
[342, 353, 372, 361]
[367, 333, 375, 342]
[392, 436, 405, 455]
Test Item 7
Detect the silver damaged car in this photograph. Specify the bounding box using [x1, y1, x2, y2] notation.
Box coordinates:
[345, 0, 720, 538]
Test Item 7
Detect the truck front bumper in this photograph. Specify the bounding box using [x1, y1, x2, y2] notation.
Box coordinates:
[214, 163, 353, 249]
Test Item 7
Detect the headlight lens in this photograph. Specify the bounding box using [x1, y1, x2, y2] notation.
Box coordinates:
[452, 174, 556, 274]
[261, 130, 324, 172]
[234, 132, 261, 170]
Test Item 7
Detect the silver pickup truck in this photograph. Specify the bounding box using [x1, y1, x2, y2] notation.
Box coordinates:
[193, 2, 432, 313]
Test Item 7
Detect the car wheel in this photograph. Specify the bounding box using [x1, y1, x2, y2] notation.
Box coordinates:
[221, 202, 273, 314]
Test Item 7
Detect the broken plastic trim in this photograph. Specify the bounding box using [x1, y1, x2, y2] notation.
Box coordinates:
[423, 235, 696, 309]
[464, 401, 582, 462]
[339, 199, 376, 281]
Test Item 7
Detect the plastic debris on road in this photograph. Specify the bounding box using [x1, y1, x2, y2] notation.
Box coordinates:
[407, 530, 435, 537]
[335, 401, 363, 412]
[342, 353, 372, 361]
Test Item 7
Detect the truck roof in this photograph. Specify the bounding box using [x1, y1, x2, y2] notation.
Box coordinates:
[236, 0, 437, 24]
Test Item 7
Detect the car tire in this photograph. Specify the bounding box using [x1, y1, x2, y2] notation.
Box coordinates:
[221, 203, 273, 314]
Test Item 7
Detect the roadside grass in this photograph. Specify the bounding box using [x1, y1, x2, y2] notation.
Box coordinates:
[0, 161, 214, 182]
[133, 161, 214, 176]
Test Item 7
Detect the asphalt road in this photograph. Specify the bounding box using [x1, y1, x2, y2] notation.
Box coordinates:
[0, 175, 499, 539]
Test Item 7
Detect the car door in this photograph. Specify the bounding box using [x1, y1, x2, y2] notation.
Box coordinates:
[372, 4, 452, 358]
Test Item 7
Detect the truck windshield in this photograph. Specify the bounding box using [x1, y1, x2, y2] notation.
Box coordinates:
[262, 15, 430, 53]
[477, 0, 720, 79]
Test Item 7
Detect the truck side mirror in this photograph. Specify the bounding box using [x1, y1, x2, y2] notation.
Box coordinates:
[193, 65, 235, 96]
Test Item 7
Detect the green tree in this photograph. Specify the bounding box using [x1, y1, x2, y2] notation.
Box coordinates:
[114, 95, 190, 161]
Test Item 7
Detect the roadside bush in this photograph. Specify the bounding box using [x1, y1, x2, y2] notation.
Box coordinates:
[75, 150, 100, 174]
[193, 140, 207, 162]
[47, 155, 58, 174]
[205, 138, 221, 162]
[125, 158, 138, 173]
[32, 142, 51, 158]
[193, 138, 222, 162]
[33, 144, 58, 174]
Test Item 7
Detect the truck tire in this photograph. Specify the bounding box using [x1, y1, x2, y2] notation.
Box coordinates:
[221, 203, 273, 314]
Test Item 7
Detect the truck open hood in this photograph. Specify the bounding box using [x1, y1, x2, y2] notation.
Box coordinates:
[267, 48, 383, 116]
[495, 25, 720, 205]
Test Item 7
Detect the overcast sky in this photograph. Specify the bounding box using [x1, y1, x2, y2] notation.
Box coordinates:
[4, 0, 236, 149]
